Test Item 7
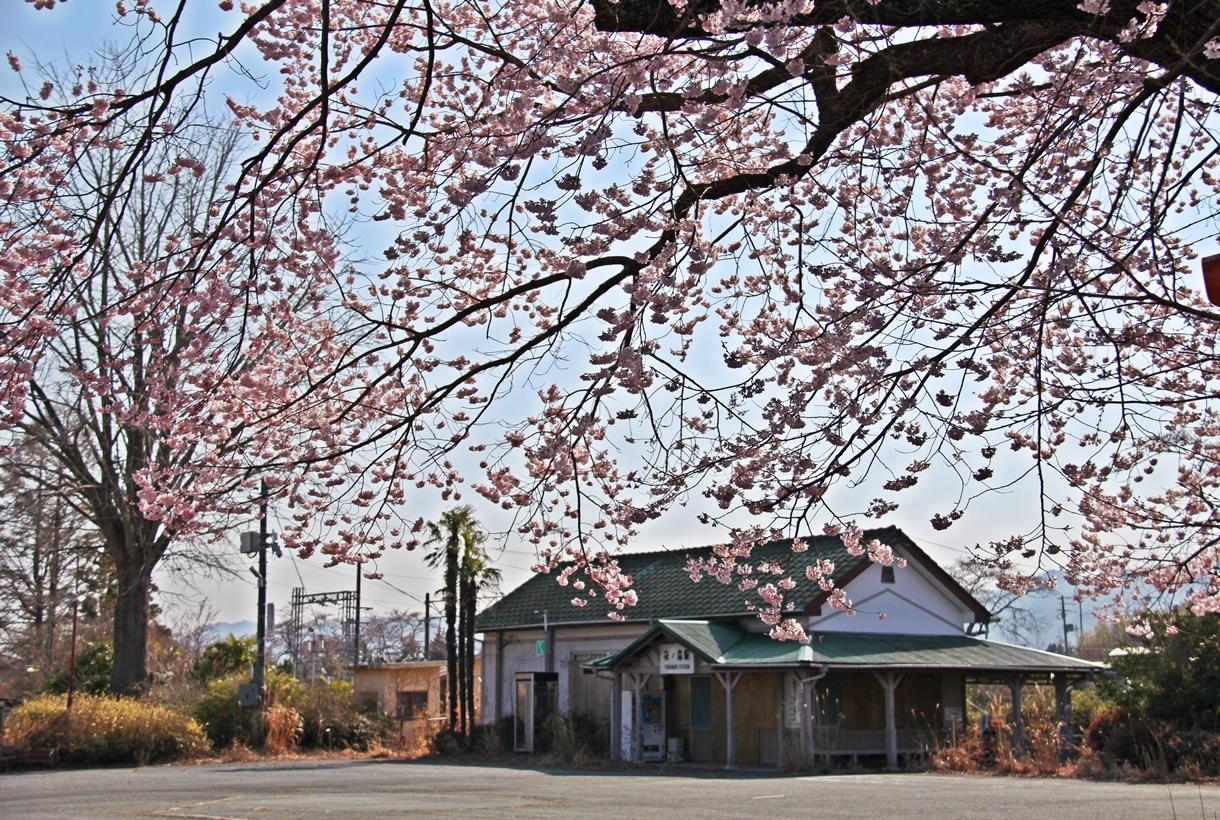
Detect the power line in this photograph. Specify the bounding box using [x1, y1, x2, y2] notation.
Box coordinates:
[287, 551, 307, 588]
[376, 575, 430, 607]
[369, 568, 442, 583]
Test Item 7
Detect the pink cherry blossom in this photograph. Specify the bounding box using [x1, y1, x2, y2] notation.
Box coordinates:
[3, 0, 1218, 639]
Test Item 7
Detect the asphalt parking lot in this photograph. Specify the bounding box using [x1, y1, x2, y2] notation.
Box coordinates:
[3, 758, 1219, 819]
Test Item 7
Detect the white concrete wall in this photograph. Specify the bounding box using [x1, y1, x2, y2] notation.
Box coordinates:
[808, 554, 973, 635]
[479, 623, 644, 723]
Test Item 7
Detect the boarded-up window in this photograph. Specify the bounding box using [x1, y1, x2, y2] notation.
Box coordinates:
[396, 690, 428, 719]
[895, 673, 941, 729]
[690, 676, 712, 729]
[784, 673, 801, 728]
[568, 653, 612, 717]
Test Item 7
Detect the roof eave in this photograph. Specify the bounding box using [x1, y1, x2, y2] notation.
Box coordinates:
[815, 661, 1103, 673]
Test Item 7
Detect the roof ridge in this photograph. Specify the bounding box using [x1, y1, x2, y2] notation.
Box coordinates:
[478, 525, 928, 630]
[525, 524, 905, 564]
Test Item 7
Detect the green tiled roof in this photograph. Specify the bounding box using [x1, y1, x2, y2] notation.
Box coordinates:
[803, 631, 1104, 672]
[660, 620, 746, 663]
[478, 526, 978, 631]
[589, 620, 1104, 673]
[728, 631, 816, 665]
[589, 619, 770, 668]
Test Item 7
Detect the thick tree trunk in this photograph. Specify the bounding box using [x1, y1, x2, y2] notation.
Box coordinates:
[457, 587, 468, 739]
[111, 563, 152, 695]
[464, 579, 476, 741]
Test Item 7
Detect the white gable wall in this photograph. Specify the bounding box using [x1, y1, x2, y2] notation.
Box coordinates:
[808, 555, 974, 636]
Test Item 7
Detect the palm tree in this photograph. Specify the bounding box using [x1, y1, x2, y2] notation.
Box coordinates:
[425, 505, 479, 733]
[459, 528, 500, 742]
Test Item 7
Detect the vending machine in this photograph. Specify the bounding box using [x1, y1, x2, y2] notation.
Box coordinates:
[640, 693, 666, 762]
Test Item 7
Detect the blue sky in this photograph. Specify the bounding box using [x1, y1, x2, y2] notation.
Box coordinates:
[3, 3, 1086, 638]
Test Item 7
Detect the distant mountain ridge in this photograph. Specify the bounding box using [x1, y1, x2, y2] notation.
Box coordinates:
[202, 620, 257, 641]
[987, 570, 1099, 650]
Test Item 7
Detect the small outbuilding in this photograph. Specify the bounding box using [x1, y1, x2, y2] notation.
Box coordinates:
[477, 526, 1101, 768]
[352, 658, 480, 747]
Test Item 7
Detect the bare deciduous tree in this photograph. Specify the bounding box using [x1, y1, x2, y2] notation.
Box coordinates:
[0, 439, 107, 692]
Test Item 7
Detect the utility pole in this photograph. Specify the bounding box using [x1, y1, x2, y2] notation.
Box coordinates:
[252, 480, 268, 747]
[1060, 595, 1073, 655]
[353, 564, 362, 667]
[423, 592, 431, 660]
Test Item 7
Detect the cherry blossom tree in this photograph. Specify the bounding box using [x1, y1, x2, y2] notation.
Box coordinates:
[359, 608, 426, 664]
[3, 0, 1219, 647]
[1, 45, 357, 690]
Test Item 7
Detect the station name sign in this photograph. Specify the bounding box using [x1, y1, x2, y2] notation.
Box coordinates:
[659, 643, 694, 674]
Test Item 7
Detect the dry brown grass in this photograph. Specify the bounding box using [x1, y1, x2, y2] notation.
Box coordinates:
[4, 693, 209, 765]
[932, 686, 1071, 777]
[932, 686, 1219, 783]
[400, 723, 436, 759]
[263, 705, 303, 754]
[204, 741, 409, 765]
[211, 740, 262, 763]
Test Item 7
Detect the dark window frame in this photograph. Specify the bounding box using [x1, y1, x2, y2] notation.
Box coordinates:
[396, 689, 428, 719]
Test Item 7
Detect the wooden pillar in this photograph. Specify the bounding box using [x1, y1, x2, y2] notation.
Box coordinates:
[794, 672, 823, 767]
[715, 671, 742, 770]
[872, 670, 903, 770]
[610, 672, 623, 761]
[1054, 675, 1074, 761]
[796, 677, 810, 766]
[492, 632, 504, 722]
[631, 672, 644, 763]
[1009, 676, 1026, 756]
[804, 678, 816, 763]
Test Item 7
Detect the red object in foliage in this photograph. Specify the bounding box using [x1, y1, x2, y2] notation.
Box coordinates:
[1204, 254, 1220, 306]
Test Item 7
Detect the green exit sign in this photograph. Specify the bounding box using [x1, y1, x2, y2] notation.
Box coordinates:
[536, 639, 546, 656]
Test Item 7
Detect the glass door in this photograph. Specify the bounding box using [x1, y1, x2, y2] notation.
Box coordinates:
[514, 675, 534, 752]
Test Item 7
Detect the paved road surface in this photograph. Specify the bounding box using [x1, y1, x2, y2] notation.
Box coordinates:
[3, 759, 1219, 819]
